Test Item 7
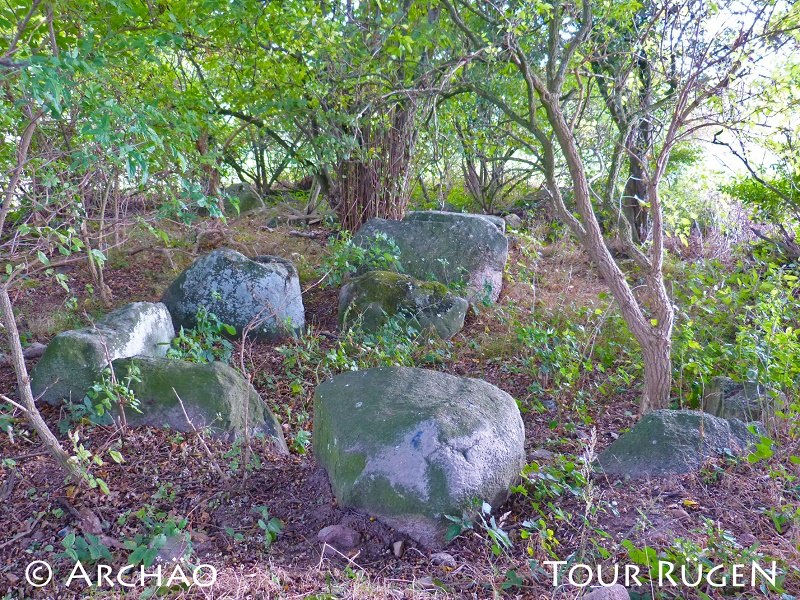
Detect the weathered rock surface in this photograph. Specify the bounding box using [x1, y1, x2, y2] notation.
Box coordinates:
[598, 410, 758, 478]
[353, 211, 509, 304]
[503, 213, 522, 229]
[584, 584, 631, 600]
[339, 270, 468, 339]
[317, 524, 361, 551]
[161, 249, 304, 340]
[111, 356, 287, 449]
[31, 302, 174, 405]
[703, 376, 780, 423]
[313, 367, 525, 548]
[223, 184, 265, 215]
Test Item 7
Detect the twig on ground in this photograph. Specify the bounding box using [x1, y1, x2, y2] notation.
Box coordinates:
[173, 387, 231, 484]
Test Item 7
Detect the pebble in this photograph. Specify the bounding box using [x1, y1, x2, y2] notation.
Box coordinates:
[584, 584, 630, 600]
[430, 552, 457, 568]
[317, 524, 361, 550]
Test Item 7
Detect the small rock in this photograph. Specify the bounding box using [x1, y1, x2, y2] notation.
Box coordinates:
[503, 213, 523, 229]
[584, 584, 630, 600]
[415, 576, 435, 589]
[430, 552, 456, 568]
[317, 524, 361, 551]
[392, 540, 405, 558]
[528, 448, 555, 461]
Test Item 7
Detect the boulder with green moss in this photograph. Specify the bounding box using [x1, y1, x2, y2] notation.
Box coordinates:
[31, 302, 174, 405]
[111, 356, 287, 450]
[313, 367, 525, 548]
[597, 410, 759, 478]
[223, 184, 266, 215]
[161, 249, 304, 340]
[353, 211, 508, 304]
[338, 271, 468, 339]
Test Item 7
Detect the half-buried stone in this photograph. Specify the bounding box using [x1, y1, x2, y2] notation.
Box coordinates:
[313, 367, 525, 548]
[31, 302, 174, 405]
[161, 249, 304, 340]
[111, 356, 287, 450]
[597, 409, 759, 478]
[338, 270, 468, 339]
[353, 211, 509, 304]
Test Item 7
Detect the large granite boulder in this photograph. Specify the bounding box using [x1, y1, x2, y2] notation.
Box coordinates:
[313, 367, 525, 548]
[339, 271, 468, 339]
[30, 302, 174, 405]
[703, 376, 780, 424]
[112, 356, 287, 450]
[598, 410, 759, 478]
[161, 249, 304, 340]
[353, 211, 509, 304]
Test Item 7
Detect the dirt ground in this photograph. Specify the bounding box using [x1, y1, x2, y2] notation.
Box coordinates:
[1, 217, 798, 599]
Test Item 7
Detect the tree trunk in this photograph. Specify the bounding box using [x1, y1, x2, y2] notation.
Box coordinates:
[639, 331, 673, 414]
[0, 286, 83, 480]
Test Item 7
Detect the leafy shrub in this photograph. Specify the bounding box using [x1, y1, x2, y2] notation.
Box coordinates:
[167, 307, 235, 364]
[65, 363, 142, 429]
[318, 230, 402, 287]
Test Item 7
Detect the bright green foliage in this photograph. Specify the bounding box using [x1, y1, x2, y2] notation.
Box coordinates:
[167, 307, 236, 364]
[254, 506, 283, 549]
[318, 231, 402, 288]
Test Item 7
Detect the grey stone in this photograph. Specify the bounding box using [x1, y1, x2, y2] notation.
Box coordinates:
[584, 584, 630, 600]
[317, 524, 361, 550]
[405, 210, 506, 234]
[161, 249, 304, 340]
[31, 302, 174, 405]
[430, 552, 457, 568]
[503, 213, 522, 229]
[223, 184, 265, 215]
[111, 356, 287, 450]
[353, 211, 509, 304]
[598, 410, 758, 478]
[703, 376, 781, 423]
[339, 270, 468, 339]
[313, 367, 525, 548]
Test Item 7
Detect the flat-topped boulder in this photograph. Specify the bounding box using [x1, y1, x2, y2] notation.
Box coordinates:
[339, 271, 468, 339]
[598, 410, 759, 478]
[353, 211, 509, 304]
[112, 356, 287, 449]
[31, 302, 174, 405]
[313, 367, 525, 548]
[161, 249, 304, 340]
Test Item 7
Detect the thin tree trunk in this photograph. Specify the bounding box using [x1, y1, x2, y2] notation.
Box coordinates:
[0, 286, 83, 480]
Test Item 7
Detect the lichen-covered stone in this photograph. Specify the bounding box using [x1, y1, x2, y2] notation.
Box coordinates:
[223, 184, 265, 215]
[404, 210, 506, 234]
[339, 271, 468, 339]
[161, 249, 304, 340]
[703, 376, 781, 423]
[112, 356, 287, 450]
[353, 211, 509, 304]
[31, 302, 174, 405]
[598, 410, 759, 478]
[313, 367, 525, 548]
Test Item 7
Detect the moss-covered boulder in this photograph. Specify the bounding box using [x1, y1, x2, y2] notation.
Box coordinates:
[597, 410, 759, 478]
[161, 249, 304, 340]
[703, 376, 781, 424]
[353, 211, 509, 304]
[313, 367, 525, 548]
[31, 302, 174, 405]
[223, 184, 265, 215]
[112, 356, 287, 449]
[338, 271, 468, 339]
